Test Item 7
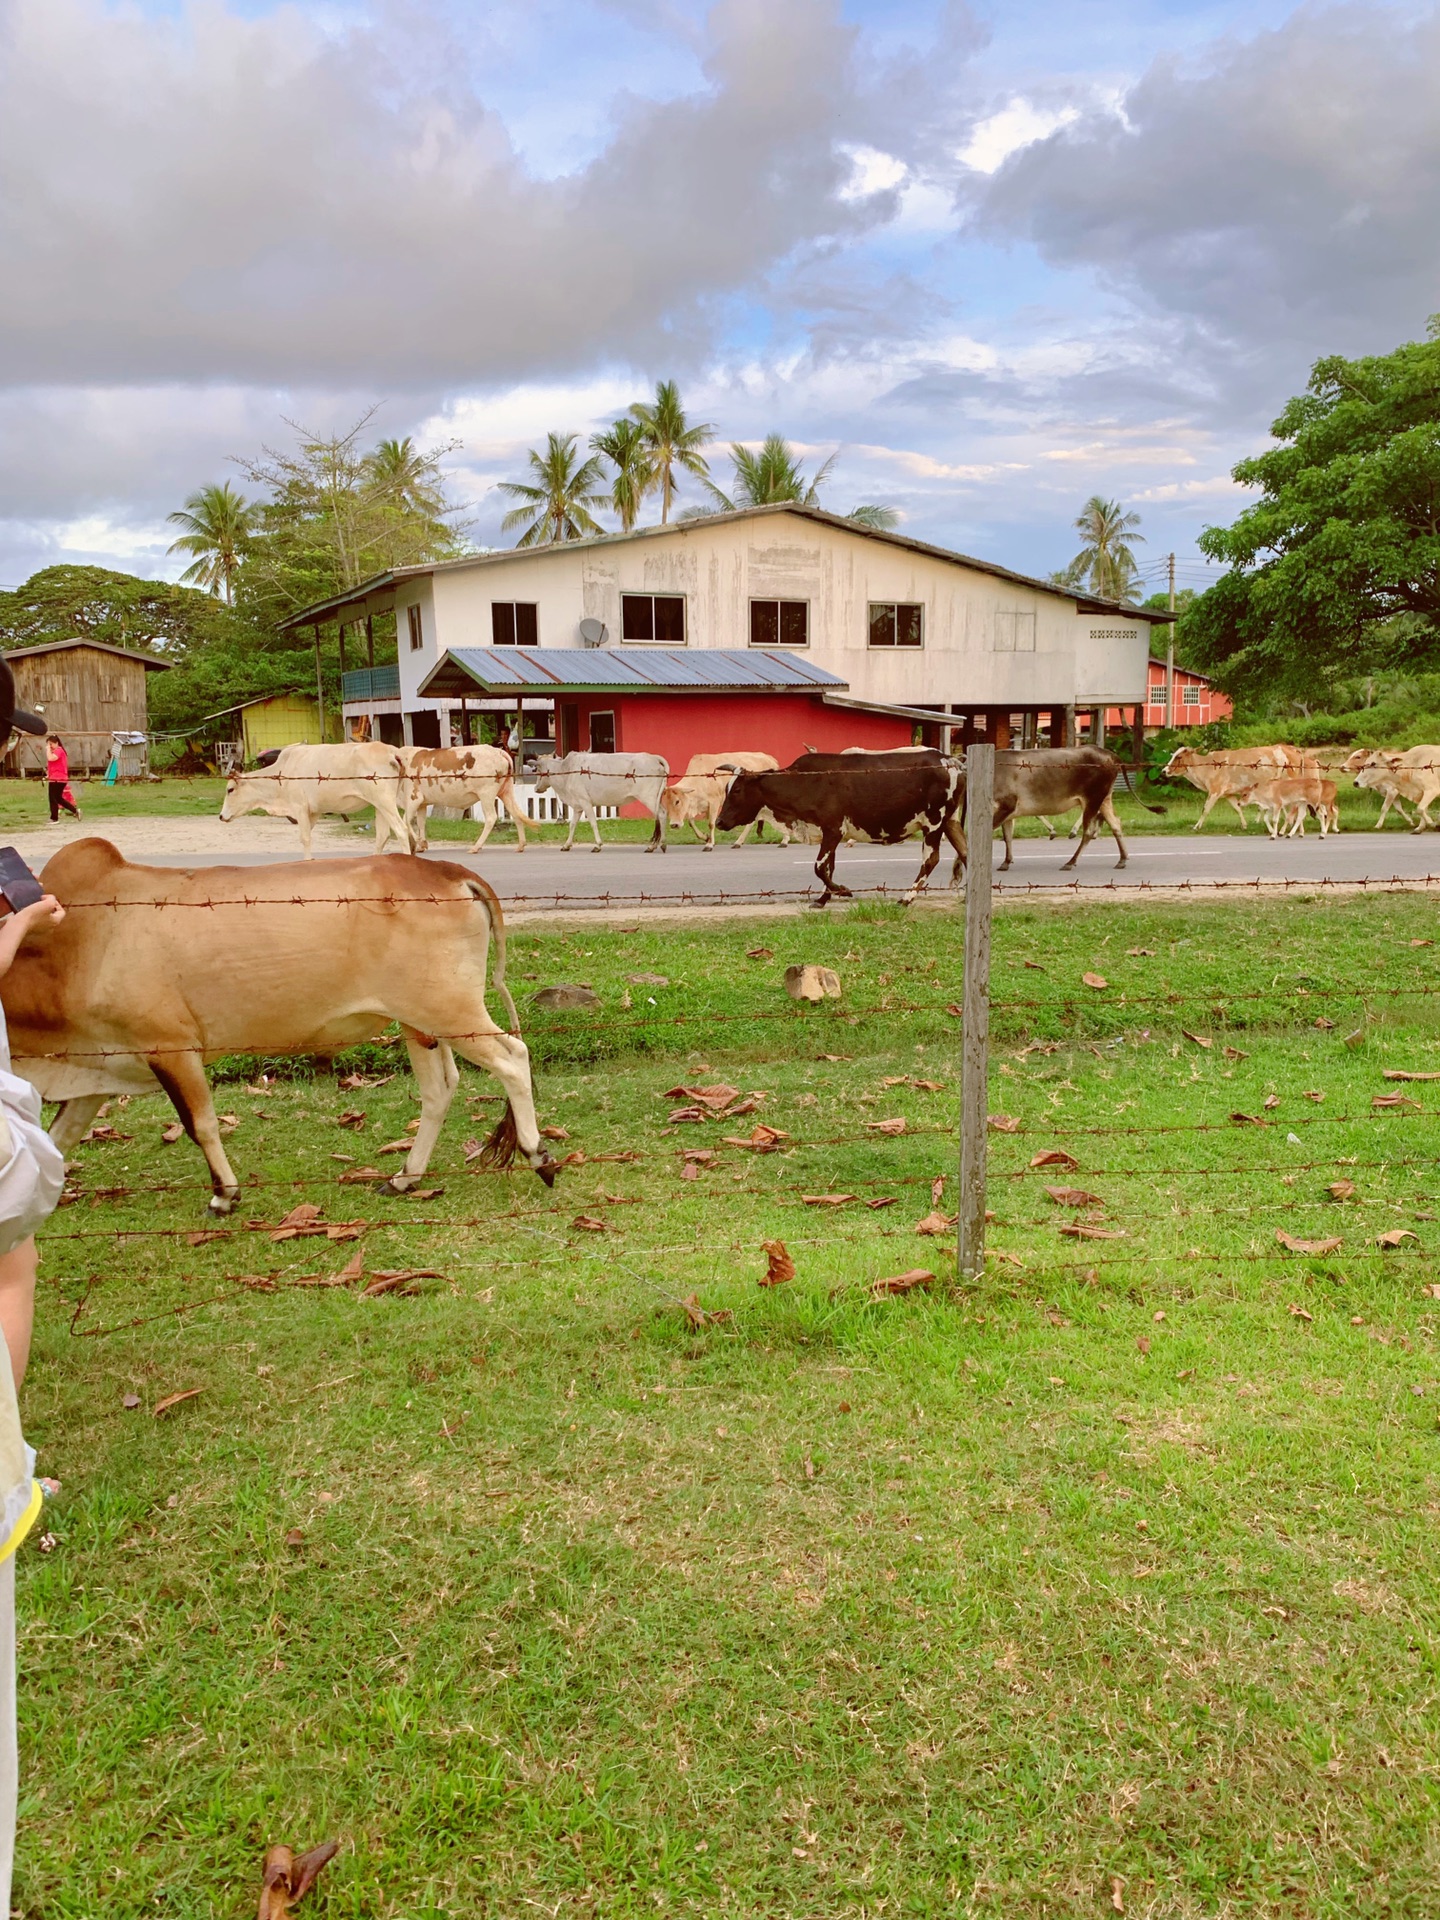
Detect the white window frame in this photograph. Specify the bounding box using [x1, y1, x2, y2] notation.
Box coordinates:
[1182, 684, 1201, 708]
[748, 598, 810, 649]
[620, 592, 687, 645]
[867, 602, 924, 649]
[406, 604, 424, 652]
[993, 610, 1037, 653]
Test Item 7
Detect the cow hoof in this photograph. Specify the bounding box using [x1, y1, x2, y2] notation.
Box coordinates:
[533, 1155, 559, 1188]
[208, 1193, 236, 1217]
[385, 1175, 415, 1196]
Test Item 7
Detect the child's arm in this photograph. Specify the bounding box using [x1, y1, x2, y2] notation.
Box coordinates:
[0, 897, 63, 980]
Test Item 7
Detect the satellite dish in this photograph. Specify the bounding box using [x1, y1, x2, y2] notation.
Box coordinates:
[578, 618, 607, 649]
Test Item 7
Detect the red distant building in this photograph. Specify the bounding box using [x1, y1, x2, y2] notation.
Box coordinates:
[1108, 660, 1232, 732]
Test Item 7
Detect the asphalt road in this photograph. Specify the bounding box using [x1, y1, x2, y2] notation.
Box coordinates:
[128, 829, 1440, 908]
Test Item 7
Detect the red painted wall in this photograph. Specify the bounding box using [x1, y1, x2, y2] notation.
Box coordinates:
[559, 691, 916, 811]
[1106, 665, 1232, 730]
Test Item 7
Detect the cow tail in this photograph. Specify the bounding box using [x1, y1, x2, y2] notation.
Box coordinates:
[467, 879, 521, 1035]
[1120, 763, 1167, 816]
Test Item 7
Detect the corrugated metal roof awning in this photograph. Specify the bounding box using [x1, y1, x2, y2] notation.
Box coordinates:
[418, 647, 849, 699]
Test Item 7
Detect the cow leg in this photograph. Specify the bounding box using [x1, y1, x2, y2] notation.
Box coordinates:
[1193, 790, 1222, 830]
[387, 1032, 460, 1194]
[586, 806, 604, 852]
[812, 830, 849, 907]
[903, 828, 945, 905]
[994, 806, 1016, 871]
[1098, 795, 1130, 868]
[377, 796, 413, 855]
[297, 809, 314, 859]
[944, 811, 968, 887]
[559, 806, 577, 852]
[1228, 797, 1250, 829]
[645, 808, 666, 853]
[1061, 806, 1103, 869]
[497, 776, 527, 851]
[48, 1095, 106, 1153]
[470, 798, 494, 851]
[148, 1052, 241, 1214]
[451, 1031, 556, 1185]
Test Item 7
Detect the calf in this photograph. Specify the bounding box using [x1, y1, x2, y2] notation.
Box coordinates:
[400, 744, 527, 852]
[1163, 744, 1310, 831]
[716, 748, 965, 907]
[532, 752, 670, 852]
[1252, 773, 1339, 837]
[660, 752, 790, 850]
[2, 839, 558, 1214]
[219, 742, 411, 858]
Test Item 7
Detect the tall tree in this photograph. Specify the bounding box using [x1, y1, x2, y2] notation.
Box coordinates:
[497, 433, 608, 547]
[363, 436, 452, 519]
[1060, 497, 1145, 602]
[700, 434, 896, 527]
[1189, 320, 1440, 701]
[590, 417, 652, 532]
[165, 481, 257, 605]
[628, 380, 714, 524]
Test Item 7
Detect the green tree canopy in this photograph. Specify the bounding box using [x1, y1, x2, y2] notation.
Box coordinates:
[1188, 322, 1440, 702]
[498, 433, 608, 547]
[0, 565, 227, 654]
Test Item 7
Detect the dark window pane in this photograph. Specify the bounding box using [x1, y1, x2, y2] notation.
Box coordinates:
[491, 602, 517, 646]
[869, 603, 896, 647]
[897, 604, 923, 648]
[515, 603, 539, 647]
[408, 605, 424, 651]
[780, 601, 808, 647]
[621, 594, 653, 641]
[590, 711, 616, 752]
[653, 595, 685, 643]
[750, 600, 779, 647]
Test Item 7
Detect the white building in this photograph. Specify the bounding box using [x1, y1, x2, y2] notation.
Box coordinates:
[282, 504, 1171, 752]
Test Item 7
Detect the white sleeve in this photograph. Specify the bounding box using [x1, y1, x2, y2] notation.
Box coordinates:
[0, 1028, 64, 1257]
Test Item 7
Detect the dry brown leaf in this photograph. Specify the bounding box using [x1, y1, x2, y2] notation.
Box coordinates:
[83, 1124, 131, 1143]
[1136, 1335, 1150, 1355]
[1223, 1045, 1250, 1061]
[914, 1210, 955, 1236]
[869, 1268, 935, 1297]
[440, 1413, 468, 1440]
[1409, 938, 1434, 948]
[1126, 947, 1155, 957]
[1081, 971, 1108, 990]
[217, 1114, 239, 1133]
[121, 1393, 141, 1409]
[867, 1117, 907, 1136]
[1382, 1069, 1440, 1081]
[1378, 1229, 1419, 1248]
[335, 1109, 366, 1129]
[539, 1124, 570, 1140]
[375, 1138, 413, 1156]
[284, 1528, 305, 1549]
[336, 1166, 384, 1185]
[1329, 1179, 1356, 1201]
[323, 1222, 364, 1241]
[1181, 1030, 1212, 1049]
[1373, 1093, 1421, 1110]
[184, 1228, 229, 1247]
[866, 1196, 898, 1210]
[1315, 1016, 1335, 1030]
[1287, 1302, 1315, 1322]
[722, 1125, 789, 1151]
[153, 1387, 203, 1417]
[571, 1214, 609, 1232]
[680, 1292, 733, 1327]
[1111, 1876, 1126, 1915]
[746, 946, 773, 959]
[759, 1240, 795, 1287]
[1030, 1148, 1079, 1170]
[931, 1174, 946, 1205]
[340, 1071, 394, 1090]
[912, 1079, 945, 1092]
[802, 1193, 856, 1207]
[1058, 1223, 1126, 1240]
[1263, 1094, 1280, 1110]
[256, 1839, 341, 1919]
[667, 1105, 707, 1124]
[1422, 1282, 1440, 1299]
[160, 1122, 183, 1145]
[1276, 1231, 1343, 1255]
[362, 1268, 443, 1297]
[679, 1161, 700, 1181]
[1303, 1089, 1325, 1101]
[987, 1114, 1020, 1134]
[944, 1002, 963, 1017]
[329, 1248, 365, 1287]
[1229, 1111, 1268, 1126]
[1044, 1184, 1104, 1206]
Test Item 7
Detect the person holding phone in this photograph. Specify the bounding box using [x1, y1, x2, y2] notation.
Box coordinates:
[43, 737, 79, 824]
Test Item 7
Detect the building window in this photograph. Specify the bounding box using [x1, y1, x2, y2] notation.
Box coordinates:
[1183, 684, 1201, 708]
[492, 602, 539, 647]
[589, 710, 616, 753]
[406, 604, 424, 652]
[621, 593, 686, 644]
[868, 602, 923, 649]
[993, 610, 1036, 653]
[750, 599, 809, 648]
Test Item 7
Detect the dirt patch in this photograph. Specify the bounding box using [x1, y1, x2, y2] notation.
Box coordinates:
[9, 815, 378, 866]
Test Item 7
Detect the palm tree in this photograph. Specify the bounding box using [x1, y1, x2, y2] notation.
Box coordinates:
[628, 380, 714, 524]
[166, 481, 256, 604]
[702, 435, 898, 528]
[590, 417, 652, 532]
[1064, 496, 1145, 602]
[846, 502, 901, 532]
[497, 433, 609, 547]
[363, 436, 449, 518]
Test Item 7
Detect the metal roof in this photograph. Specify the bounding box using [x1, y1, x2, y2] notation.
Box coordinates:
[418, 647, 849, 700]
[3, 637, 170, 669]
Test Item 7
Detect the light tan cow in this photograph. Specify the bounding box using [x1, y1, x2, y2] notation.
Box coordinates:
[1251, 772, 1340, 837]
[1, 839, 558, 1214]
[218, 742, 411, 857]
[399, 744, 526, 852]
[1346, 747, 1440, 829]
[1163, 743, 1312, 829]
[660, 752, 790, 850]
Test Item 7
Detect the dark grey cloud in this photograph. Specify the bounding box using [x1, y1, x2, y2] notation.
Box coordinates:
[0, 0, 887, 388]
[974, 4, 1440, 373]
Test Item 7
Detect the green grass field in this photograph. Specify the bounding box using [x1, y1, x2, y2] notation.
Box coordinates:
[18, 893, 1440, 1916]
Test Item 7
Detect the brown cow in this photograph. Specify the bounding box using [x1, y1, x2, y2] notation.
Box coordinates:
[1162, 744, 1310, 830]
[990, 748, 1162, 870]
[0, 839, 558, 1214]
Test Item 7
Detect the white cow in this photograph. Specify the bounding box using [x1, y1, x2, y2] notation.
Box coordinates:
[660, 752, 791, 850]
[399, 744, 527, 852]
[532, 752, 670, 852]
[218, 743, 411, 858]
[1346, 747, 1440, 830]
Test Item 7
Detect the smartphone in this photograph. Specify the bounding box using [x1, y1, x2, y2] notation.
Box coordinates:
[0, 849, 44, 913]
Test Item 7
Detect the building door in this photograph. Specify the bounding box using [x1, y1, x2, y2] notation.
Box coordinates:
[409, 711, 441, 749]
[589, 710, 616, 753]
[559, 703, 580, 756]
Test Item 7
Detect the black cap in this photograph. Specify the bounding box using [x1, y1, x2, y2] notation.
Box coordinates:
[0, 658, 45, 738]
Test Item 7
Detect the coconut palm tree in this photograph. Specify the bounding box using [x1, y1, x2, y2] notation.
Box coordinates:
[363, 436, 449, 518]
[1064, 496, 1145, 602]
[700, 435, 898, 528]
[497, 433, 608, 547]
[628, 380, 714, 524]
[589, 417, 652, 532]
[165, 481, 257, 604]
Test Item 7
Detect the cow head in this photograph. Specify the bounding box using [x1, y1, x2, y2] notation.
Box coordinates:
[1161, 746, 1196, 776]
[531, 754, 560, 796]
[716, 770, 764, 833]
[218, 771, 282, 823]
[660, 782, 699, 827]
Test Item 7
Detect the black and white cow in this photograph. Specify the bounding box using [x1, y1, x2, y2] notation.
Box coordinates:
[716, 748, 966, 907]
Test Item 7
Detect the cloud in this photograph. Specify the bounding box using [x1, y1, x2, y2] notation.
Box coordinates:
[0, 0, 886, 388]
[974, 5, 1440, 364]
[959, 97, 1079, 174]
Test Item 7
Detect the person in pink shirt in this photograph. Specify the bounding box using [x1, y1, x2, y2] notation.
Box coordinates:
[43, 739, 79, 825]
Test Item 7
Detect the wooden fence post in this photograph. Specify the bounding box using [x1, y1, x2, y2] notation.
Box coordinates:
[957, 742, 995, 1281]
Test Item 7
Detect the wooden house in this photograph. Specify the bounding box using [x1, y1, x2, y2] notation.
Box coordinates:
[3, 638, 169, 774]
[235, 692, 329, 762]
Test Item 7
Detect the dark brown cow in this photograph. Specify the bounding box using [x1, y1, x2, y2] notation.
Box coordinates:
[715, 749, 965, 906]
[0, 839, 558, 1214]
[989, 748, 1161, 870]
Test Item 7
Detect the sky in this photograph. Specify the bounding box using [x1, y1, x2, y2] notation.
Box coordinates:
[2, 0, 1438, 600]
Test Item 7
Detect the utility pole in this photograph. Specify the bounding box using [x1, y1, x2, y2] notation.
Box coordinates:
[1164, 551, 1176, 730]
